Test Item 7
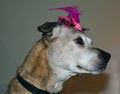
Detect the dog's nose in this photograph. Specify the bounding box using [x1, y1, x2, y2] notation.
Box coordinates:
[98, 49, 111, 63]
[100, 51, 111, 63]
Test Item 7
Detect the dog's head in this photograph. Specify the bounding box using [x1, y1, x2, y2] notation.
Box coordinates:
[38, 22, 111, 75]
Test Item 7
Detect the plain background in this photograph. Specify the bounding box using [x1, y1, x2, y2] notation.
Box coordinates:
[0, 0, 120, 94]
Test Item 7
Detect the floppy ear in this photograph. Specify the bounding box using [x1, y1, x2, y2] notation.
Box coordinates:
[37, 22, 61, 46]
[37, 22, 61, 34]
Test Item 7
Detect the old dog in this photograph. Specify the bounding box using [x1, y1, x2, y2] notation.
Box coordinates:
[7, 6, 111, 94]
[7, 22, 111, 94]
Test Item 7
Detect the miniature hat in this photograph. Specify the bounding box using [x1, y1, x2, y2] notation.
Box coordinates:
[49, 6, 83, 31]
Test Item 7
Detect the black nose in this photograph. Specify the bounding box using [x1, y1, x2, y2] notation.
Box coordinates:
[98, 49, 111, 63]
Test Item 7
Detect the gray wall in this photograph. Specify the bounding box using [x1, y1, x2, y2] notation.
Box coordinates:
[0, 0, 120, 94]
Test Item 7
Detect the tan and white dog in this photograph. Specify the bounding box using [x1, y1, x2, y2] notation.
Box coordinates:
[7, 22, 111, 94]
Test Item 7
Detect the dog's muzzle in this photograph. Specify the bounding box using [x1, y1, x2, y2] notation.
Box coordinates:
[86, 48, 111, 73]
[93, 48, 111, 72]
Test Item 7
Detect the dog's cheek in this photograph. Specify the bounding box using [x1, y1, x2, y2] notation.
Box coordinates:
[77, 49, 97, 66]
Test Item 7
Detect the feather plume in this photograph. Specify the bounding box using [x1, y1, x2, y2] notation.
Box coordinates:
[49, 6, 81, 23]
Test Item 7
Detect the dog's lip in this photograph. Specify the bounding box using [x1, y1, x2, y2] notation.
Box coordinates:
[77, 65, 82, 69]
[77, 65, 89, 71]
[77, 65, 107, 73]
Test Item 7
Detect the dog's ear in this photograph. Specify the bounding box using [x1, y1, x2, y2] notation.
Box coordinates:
[37, 22, 62, 46]
[37, 22, 61, 34]
[82, 27, 89, 32]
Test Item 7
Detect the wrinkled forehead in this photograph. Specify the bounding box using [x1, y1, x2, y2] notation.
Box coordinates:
[52, 26, 92, 47]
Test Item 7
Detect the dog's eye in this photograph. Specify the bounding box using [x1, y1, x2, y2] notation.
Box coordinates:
[74, 37, 84, 45]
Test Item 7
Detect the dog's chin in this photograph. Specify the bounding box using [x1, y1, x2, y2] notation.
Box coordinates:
[77, 65, 107, 74]
[90, 67, 107, 74]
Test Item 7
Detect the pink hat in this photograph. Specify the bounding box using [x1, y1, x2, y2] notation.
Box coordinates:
[49, 6, 83, 31]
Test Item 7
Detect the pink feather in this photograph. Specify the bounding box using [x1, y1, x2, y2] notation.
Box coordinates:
[49, 6, 81, 23]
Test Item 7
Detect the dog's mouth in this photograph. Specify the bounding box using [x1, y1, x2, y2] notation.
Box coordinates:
[77, 65, 89, 72]
[76, 64, 107, 74]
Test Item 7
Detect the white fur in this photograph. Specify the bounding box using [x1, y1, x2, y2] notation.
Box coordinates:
[46, 26, 107, 92]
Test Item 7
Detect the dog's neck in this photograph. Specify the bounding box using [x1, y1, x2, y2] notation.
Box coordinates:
[18, 40, 75, 93]
[45, 63, 76, 93]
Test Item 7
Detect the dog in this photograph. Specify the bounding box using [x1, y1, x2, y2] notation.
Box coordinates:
[7, 22, 111, 94]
